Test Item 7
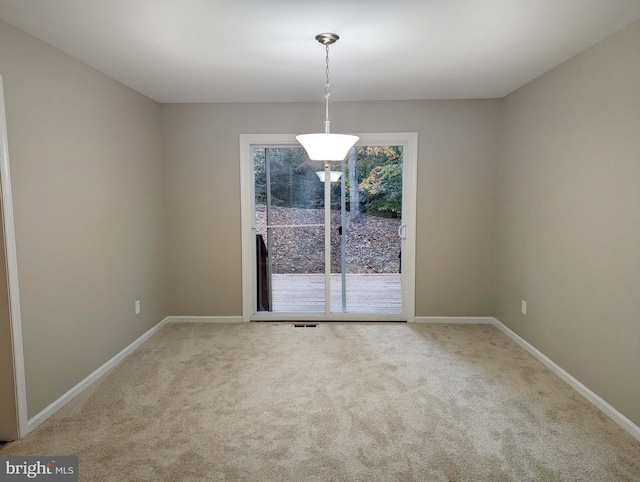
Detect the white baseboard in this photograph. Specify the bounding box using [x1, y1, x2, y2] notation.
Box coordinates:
[414, 316, 495, 324]
[492, 317, 640, 442]
[168, 316, 244, 323]
[25, 316, 170, 435]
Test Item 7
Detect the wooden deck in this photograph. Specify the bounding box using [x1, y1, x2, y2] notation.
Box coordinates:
[271, 273, 401, 314]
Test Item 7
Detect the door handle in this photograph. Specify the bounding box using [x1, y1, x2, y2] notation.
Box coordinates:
[398, 224, 407, 239]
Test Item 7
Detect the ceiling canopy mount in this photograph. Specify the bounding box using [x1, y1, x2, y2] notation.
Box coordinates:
[315, 33, 339, 46]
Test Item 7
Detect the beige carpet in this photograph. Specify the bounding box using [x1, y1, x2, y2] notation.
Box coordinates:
[2, 323, 639, 481]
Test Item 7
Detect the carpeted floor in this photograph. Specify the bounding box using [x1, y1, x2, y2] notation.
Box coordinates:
[2, 323, 639, 481]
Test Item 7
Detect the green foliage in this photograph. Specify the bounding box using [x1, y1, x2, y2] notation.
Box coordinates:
[359, 163, 403, 217]
[354, 146, 403, 217]
[356, 146, 402, 182]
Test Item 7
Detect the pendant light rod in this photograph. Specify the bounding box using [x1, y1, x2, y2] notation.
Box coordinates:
[315, 33, 339, 134]
[324, 43, 331, 134]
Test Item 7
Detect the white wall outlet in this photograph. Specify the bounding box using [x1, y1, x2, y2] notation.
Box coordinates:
[135, 300, 141, 315]
[521, 300, 527, 315]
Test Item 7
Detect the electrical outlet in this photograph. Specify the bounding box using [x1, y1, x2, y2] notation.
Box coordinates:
[135, 300, 141, 315]
[521, 300, 527, 315]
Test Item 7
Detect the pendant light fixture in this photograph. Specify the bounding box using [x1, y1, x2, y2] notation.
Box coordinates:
[315, 170, 343, 183]
[297, 33, 359, 161]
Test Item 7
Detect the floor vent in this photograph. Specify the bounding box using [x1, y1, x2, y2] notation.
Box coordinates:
[292, 324, 318, 328]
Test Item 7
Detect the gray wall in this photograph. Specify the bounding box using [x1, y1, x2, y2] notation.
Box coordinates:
[0, 20, 168, 417]
[161, 100, 500, 317]
[496, 20, 640, 426]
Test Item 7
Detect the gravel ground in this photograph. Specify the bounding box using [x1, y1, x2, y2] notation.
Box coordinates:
[255, 206, 402, 274]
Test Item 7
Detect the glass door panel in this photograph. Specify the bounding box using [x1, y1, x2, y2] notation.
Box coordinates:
[330, 146, 403, 314]
[254, 147, 325, 313]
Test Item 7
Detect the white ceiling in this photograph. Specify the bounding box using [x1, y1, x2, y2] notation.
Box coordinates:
[1, 0, 639, 103]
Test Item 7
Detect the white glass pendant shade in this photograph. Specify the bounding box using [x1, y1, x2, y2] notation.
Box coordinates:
[296, 133, 359, 161]
[315, 170, 343, 183]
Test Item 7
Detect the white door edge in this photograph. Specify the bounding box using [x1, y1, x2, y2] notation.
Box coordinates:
[0, 76, 28, 437]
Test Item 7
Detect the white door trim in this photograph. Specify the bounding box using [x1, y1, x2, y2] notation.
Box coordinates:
[239, 133, 417, 322]
[0, 76, 28, 437]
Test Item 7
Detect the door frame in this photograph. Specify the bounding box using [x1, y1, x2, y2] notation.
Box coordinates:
[0, 75, 27, 438]
[240, 133, 418, 322]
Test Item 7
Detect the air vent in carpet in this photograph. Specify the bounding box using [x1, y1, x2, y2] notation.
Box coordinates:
[292, 324, 318, 328]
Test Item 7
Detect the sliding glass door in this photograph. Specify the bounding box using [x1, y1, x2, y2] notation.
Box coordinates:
[240, 134, 417, 322]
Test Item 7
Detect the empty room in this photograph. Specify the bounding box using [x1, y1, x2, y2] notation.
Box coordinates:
[0, 1, 639, 480]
